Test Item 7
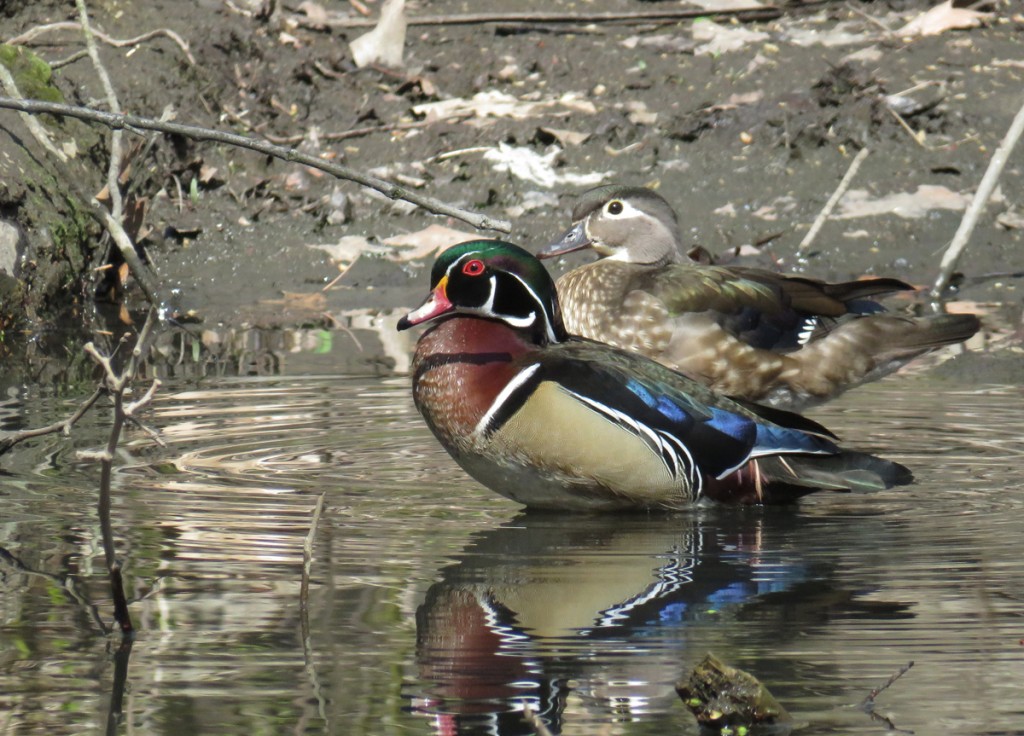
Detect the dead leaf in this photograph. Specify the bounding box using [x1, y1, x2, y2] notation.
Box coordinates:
[199, 165, 222, 186]
[897, 0, 989, 37]
[263, 291, 328, 311]
[309, 235, 388, 264]
[836, 185, 971, 219]
[350, 0, 406, 68]
[539, 126, 589, 147]
[297, 1, 329, 28]
[997, 209, 1024, 230]
[692, 20, 769, 56]
[383, 224, 477, 261]
[621, 34, 697, 54]
[412, 90, 595, 123]
[482, 143, 610, 189]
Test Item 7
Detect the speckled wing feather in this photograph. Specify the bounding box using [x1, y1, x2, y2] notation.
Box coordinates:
[641, 266, 913, 352]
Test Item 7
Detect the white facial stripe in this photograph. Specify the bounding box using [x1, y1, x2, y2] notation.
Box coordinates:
[593, 199, 650, 263]
[474, 363, 542, 437]
[446, 251, 560, 342]
[605, 200, 648, 221]
[447, 250, 483, 279]
[506, 271, 559, 344]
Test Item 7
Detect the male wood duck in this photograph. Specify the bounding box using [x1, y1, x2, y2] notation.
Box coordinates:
[397, 240, 912, 512]
[538, 185, 981, 409]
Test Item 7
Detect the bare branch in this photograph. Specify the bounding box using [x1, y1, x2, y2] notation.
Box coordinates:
[0, 97, 513, 233]
[930, 94, 1024, 301]
[0, 386, 104, 456]
[77, 0, 125, 225]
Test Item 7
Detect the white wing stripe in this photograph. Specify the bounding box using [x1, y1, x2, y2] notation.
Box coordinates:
[568, 391, 702, 497]
[473, 363, 542, 438]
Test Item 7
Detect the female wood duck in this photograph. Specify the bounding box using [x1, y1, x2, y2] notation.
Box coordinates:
[538, 185, 981, 409]
[397, 239, 912, 511]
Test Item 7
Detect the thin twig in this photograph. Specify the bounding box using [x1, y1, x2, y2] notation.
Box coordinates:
[798, 147, 870, 254]
[263, 118, 444, 146]
[315, 6, 780, 28]
[0, 97, 512, 233]
[861, 661, 914, 707]
[7, 21, 196, 66]
[887, 106, 927, 148]
[859, 661, 914, 734]
[86, 306, 160, 636]
[930, 94, 1024, 301]
[77, 0, 125, 227]
[299, 493, 329, 731]
[0, 386, 104, 455]
[300, 493, 327, 606]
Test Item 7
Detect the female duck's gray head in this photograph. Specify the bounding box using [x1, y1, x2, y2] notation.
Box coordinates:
[538, 185, 685, 266]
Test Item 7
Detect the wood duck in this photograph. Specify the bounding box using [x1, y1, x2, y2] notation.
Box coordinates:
[538, 185, 981, 409]
[397, 240, 912, 511]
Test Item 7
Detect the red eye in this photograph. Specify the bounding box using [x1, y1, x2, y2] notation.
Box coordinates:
[462, 259, 485, 276]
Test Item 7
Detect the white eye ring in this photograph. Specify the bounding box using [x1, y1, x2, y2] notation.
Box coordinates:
[607, 200, 624, 215]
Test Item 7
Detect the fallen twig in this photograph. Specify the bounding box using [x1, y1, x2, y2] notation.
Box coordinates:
[798, 147, 870, 254]
[930, 94, 1024, 301]
[263, 118, 446, 146]
[859, 660, 914, 734]
[0, 97, 512, 233]
[313, 6, 781, 29]
[861, 660, 914, 706]
[7, 21, 196, 66]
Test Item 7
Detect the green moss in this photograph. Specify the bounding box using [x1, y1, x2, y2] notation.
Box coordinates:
[0, 44, 64, 103]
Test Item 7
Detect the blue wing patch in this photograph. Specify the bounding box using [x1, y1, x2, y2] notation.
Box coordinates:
[626, 378, 690, 423]
[706, 408, 756, 444]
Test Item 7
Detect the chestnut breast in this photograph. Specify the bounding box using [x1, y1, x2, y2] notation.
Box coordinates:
[410, 317, 536, 448]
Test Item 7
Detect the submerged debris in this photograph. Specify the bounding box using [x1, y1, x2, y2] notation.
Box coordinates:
[676, 653, 792, 732]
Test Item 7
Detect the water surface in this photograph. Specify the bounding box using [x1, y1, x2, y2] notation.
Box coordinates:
[1, 368, 1022, 735]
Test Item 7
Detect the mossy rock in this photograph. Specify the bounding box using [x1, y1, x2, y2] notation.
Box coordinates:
[0, 44, 64, 103]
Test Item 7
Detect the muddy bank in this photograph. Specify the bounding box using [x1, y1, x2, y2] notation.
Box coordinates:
[1, 0, 1021, 377]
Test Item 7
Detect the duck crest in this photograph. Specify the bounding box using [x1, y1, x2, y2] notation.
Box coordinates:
[411, 317, 538, 448]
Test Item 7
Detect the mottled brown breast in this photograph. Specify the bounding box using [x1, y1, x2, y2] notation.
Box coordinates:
[556, 261, 673, 355]
[410, 317, 535, 449]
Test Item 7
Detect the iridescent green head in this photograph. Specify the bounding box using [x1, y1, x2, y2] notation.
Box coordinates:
[398, 240, 566, 345]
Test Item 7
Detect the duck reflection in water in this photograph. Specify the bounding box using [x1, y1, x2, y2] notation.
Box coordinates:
[412, 510, 912, 735]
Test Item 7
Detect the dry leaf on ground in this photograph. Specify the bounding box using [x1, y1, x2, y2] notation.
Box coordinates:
[897, 0, 989, 37]
[413, 90, 596, 123]
[350, 0, 406, 68]
[691, 20, 769, 55]
[383, 224, 478, 261]
[483, 143, 610, 188]
[836, 185, 971, 219]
